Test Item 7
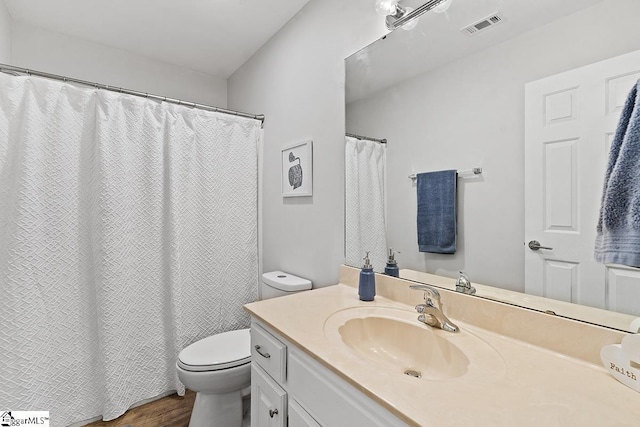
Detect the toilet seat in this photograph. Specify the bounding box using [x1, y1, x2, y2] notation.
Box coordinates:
[177, 328, 251, 372]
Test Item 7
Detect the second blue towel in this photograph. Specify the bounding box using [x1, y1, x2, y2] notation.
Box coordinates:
[595, 79, 640, 266]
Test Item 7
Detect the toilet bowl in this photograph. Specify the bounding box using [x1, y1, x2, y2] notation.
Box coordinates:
[176, 329, 251, 426]
[177, 271, 311, 427]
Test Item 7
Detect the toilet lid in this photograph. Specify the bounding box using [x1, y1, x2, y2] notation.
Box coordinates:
[177, 328, 251, 372]
[262, 271, 312, 292]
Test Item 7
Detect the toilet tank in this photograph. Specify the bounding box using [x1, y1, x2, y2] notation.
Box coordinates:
[261, 271, 312, 300]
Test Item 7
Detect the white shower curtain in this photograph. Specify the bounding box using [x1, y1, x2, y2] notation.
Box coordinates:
[345, 136, 387, 272]
[0, 73, 260, 425]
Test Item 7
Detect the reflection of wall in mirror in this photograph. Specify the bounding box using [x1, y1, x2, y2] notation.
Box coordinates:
[346, 0, 640, 292]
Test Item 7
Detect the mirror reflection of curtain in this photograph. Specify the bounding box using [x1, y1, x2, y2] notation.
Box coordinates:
[345, 136, 387, 272]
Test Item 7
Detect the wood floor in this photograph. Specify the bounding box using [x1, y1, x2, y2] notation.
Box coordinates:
[83, 390, 195, 427]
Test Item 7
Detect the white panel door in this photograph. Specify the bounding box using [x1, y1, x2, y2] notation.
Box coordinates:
[525, 49, 640, 311]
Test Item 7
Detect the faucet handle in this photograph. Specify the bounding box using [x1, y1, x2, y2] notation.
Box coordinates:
[409, 284, 442, 307]
[455, 271, 476, 295]
[456, 271, 469, 284]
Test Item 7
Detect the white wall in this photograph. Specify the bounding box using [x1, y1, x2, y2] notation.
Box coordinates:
[11, 22, 227, 106]
[0, 1, 11, 63]
[228, 0, 387, 286]
[347, 0, 640, 292]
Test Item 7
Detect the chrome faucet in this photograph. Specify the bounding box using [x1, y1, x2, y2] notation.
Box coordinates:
[409, 284, 459, 333]
[455, 271, 476, 295]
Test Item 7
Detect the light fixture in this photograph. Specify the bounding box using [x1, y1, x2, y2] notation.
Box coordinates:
[380, 0, 454, 30]
[400, 7, 418, 31]
[432, 0, 453, 13]
[375, 0, 399, 16]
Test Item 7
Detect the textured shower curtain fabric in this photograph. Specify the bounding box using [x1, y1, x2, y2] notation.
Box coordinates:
[0, 73, 260, 425]
[345, 136, 387, 272]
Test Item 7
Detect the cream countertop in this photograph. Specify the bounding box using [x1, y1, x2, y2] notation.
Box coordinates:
[244, 272, 640, 427]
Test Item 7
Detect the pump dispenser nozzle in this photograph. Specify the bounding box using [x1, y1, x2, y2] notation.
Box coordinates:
[384, 248, 399, 277]
[387, 248, 397, 264]
[363, 251, 372, 269]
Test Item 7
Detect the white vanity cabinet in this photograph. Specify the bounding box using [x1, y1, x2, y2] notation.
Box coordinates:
[288, 400, 321, 427]
[251, 324, 288, 427]
[250, 320, 407, 427]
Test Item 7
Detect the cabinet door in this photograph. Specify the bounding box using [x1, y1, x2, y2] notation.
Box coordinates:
[289, 399, 321, 427]
[288, 349, 407, 427]
[251, 364, 287, 427]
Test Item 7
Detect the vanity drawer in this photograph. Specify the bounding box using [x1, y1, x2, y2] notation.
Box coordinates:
[251, 323, 287, 383]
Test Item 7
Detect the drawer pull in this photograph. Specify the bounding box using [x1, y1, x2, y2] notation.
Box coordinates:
[269, 408, 279, 418]
[254, 344, 271, 359]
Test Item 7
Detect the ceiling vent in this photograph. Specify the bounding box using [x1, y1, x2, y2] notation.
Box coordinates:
[461, 12, 506, 36]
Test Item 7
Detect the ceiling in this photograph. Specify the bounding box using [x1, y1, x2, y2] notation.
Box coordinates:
[346, 0, 604, 103]
[4, 0, 311, 78]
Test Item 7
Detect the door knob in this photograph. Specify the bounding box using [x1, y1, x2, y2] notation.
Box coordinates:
[528, 240, 553, 251]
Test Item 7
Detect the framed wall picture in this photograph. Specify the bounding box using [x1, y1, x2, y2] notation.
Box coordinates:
[282, 140, 313, 197]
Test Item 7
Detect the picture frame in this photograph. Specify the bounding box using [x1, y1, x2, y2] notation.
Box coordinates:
[282, 140, 313, 197]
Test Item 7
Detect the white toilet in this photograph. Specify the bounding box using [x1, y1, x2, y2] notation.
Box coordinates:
[176, 271, 312, 427]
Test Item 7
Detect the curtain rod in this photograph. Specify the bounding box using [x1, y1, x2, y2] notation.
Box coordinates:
[0, 63, 265, 126]
[346, 132, 387, 144]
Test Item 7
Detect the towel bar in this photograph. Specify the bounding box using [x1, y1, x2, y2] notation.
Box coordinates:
[409, 167, 482, 180]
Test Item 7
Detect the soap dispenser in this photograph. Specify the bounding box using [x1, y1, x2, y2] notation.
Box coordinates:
[359, 252, 376, 301]
[384, 248, 399, 277]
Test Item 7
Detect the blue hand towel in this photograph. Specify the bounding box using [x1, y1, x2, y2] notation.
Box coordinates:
[595, 79, 640, 267]
[417, 170, 457, 254]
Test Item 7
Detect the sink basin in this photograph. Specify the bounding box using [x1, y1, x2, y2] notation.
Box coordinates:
[338, 315, 468, 380]
[324, 306, 506, 382]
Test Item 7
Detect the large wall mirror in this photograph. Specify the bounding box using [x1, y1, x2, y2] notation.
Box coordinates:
[345, 0, 640, 332]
